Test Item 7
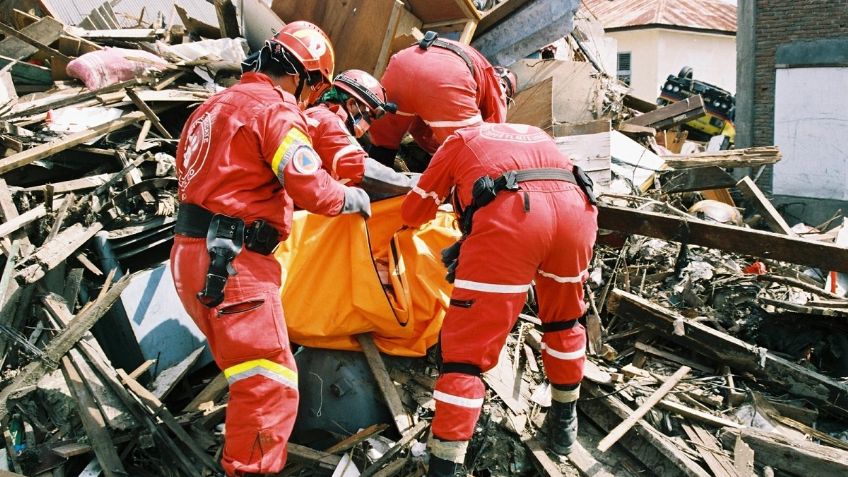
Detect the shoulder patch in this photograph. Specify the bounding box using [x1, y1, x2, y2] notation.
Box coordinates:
[292, 146, 321, 175]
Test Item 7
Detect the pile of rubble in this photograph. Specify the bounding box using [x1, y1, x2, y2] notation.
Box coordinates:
[0, 1, 845, 477]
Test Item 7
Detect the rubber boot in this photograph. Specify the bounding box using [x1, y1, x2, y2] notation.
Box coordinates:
[544, 400, 578, 455]
[428, 455, 466, 477]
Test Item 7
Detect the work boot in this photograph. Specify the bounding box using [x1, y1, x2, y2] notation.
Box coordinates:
[543, 400, 578, 455]
[428, 455, 467, 477]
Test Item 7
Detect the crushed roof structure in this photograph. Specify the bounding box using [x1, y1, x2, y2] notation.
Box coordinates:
[42, 0, 217, 29]
[582, 0, 737, 34]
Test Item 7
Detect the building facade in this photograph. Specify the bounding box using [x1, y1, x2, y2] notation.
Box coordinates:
[584, 0, 737, 102]
[736, 0, 848, 221]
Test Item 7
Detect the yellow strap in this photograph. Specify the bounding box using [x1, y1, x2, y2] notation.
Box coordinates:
[271, 127, 311, 174]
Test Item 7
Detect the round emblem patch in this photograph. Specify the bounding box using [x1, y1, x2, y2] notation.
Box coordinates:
[292, 146, 321, 174]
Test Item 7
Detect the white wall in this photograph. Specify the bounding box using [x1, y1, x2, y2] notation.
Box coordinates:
[774, 67, 848, 200]
[607, 28, 736, 101]
[606, 29, 659, 100]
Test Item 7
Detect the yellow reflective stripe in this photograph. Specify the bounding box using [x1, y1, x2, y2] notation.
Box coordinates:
[271, 127, 311, 174]
[223, 358, 298, 389]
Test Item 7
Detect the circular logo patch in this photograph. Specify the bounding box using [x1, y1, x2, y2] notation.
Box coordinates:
[292, 146, 321, 174]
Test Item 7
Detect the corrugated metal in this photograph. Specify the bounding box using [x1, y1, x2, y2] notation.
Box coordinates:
[46, 0, 218, 29]
[582, 0, 736, 33]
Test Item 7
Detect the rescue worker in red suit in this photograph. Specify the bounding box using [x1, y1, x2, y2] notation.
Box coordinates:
[304, 69, 415, 197]
[401, 123, 598, 476]
[367, 32, 516, 169]
[170, 22, 371, 477]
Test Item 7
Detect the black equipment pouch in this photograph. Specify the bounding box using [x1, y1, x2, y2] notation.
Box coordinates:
[419, 30, 438, 49]
[572, 165, 597, 205]
[197, 214, 245, 308]
[245, 220, 278, 255]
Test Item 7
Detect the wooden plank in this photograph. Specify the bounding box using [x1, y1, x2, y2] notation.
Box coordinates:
[0, 21, 71, 63]
[21, 174, 113, 194]
[356, 333, 412, 434]
[182, 373, 228, 412]
[581, 382, 710, 477]
[659, 167, 738, 193]
[124, 88, 173, 139]
[732, 435, 754, 477]
[214, 0, 240, 39]
[756, 273, 844, 300]
[51, 441, 92, 458]
[623, 95, 705, 130]
[657, 400, 742, 429]
[662, 147, 781, 170]
[736, 176, 794, 235]
[0, 111, 145, 174]
[72, 29, 166, 42]
[150, 346, 204, 399]
[634, 342, 713, 373]
[6, 79, 142, 118]
[680, 423, 738, 477]
[521, 435, 565, 477]
[597, 204, 848, 273]
[61, 356, 128, 477]
[287, 443, 342, 470]
[127, 359, 156, 381]
[597, 366, 690, 452]
[0, 273, 129, 420]
[16, 222, 104, 284]
[360, 420, 428, 477]
[327, 423, 389, 454]
[0, 17, 64, 60]
[117, 369, 220, 473]
[608, 289, 848, 419]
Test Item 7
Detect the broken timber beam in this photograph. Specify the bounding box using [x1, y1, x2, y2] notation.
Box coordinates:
[0, 111, 145, 174]
[580, 382, 710, 477]
[61, 356, 128, 477]
[356, 333, 413, 434]
[15, 221, 104, 284]
[0, 21, 72, 63]
[658, 167, 738, 193]
[661, 146, 781, 169]
[736, 176, 795, 236]
[0, 273, 130, 421]
[607, 289, 848, 419]
[125, 88, 173, 139]
[719, 427, 848, 476]
[598, 366, 690, 452]
[681, 423, 739, 477]
[622, 95, 704, 130]
[597, 204, 848, 273]
[360, 420, 428, 477]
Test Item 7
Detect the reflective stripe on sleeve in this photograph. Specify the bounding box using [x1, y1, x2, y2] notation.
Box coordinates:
[542, 343, 586, 361]
[224, 358, 298, 390]
[453, 279, 531, 294]
[433, 390, 484, 408]
[332, 144, 362, 173]
[271, 127, 311, 178]
[537, 268, 589, 284]
[411, 186, 441, 204]
[425, 114, 482, 128]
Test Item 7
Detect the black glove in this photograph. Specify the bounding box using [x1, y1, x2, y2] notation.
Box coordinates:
[341, 187, 372, 219]
[441, 241, 463, 283]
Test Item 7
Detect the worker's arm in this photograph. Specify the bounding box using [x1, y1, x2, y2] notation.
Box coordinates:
[400, 135, 465, 227]
[258, 104, 347, 216]
[305, 107, 367, 184]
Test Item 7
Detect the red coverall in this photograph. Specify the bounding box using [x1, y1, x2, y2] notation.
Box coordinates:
[303, 103, 366, 184]
[401, 123, 597, 463]
[171, 72, 347, 476]
[369, 39, 507, 154]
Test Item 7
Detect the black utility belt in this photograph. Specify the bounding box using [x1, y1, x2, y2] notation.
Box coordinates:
[175, 203, 280, 256]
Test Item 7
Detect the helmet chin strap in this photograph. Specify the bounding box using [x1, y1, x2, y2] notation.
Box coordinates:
[294, 74, 307, 100]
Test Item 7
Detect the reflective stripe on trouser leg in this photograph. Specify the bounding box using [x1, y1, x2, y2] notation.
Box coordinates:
[223, 355, 299, 476]
[541, 321, 586, 390]
[431, 373, 485, 443]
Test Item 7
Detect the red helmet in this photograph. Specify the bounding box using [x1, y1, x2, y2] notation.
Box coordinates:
[270, 21, 335, 85]
[494, 66, 517, 100]
[334, 69, 396, 119]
